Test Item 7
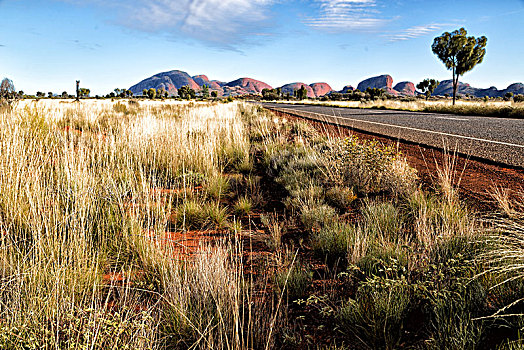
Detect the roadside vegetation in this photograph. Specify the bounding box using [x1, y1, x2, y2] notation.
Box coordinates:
[273, 97, 524, 119]
[0, 99, 522, 349]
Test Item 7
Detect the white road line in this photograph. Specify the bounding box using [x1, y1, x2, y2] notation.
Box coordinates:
[434, 116, 470, 121]
[273, 107, 524, 149]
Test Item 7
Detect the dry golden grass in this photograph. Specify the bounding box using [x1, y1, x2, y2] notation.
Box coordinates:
[1, 98, 522, 348]
[276, 98, 524, 118]
[0, 100, 278, 349]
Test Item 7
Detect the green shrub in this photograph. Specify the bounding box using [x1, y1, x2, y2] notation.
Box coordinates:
[233, 195, 253, 216]
[514, 94, 524, 103]
[357, 249, 410, 279]
[325, 186, 356, 211]
[0, 309, 155, 349]
[335, 137, 396, 195]
[361, 201, 404, 244]
[274, 263, 313, 301]
[175, 200, 207, 229]
[426, 304, 482, 349]
[338, 276, 412, 350]
[276, 157, 325, 194]
[300, 204, 337, 231]
[328, 136, 417, 196]
[419, 253, 486, 350]
[311, 222, 353, 263]
[425, 289, 484, 350]
[429, 235, 476, 264]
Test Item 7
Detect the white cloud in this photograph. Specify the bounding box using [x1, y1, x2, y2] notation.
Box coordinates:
[384, 24, 445, 42]
[304, 0, 387, 31]
[64, 0, 274, 49]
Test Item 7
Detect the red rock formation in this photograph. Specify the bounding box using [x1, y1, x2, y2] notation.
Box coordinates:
[394, 82, 416, 96]
[224, 78, 272, 94]
[280, 83, 315, 98]
[192, 75, 210, 86]
[310, 83, 333, 97]
[129, 70, 200, 96]
[357, 75, 394, 92]
[208, 81, 223, 90]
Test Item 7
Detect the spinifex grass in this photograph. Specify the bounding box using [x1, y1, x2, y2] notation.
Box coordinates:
[0, 100, 277, 349]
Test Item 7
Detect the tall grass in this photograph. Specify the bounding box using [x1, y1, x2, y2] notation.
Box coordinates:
[0, 100, 277, 349]
[276, 98, 524, 118]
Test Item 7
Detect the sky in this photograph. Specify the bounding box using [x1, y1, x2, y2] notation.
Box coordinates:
[1, 0, 523, 95]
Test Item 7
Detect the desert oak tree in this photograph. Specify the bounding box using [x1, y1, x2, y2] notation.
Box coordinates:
[432, 28, 487, 105]
[417, 79, 440, 100]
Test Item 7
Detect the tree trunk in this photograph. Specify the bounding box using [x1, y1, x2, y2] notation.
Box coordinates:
[452, 66, 457, 106]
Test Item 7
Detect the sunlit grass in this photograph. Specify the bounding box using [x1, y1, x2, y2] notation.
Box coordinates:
[275, 98, 524, 118]
[0, 100, 277, 349]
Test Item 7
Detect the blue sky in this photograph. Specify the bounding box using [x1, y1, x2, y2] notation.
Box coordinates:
[1, 0, 523, 95]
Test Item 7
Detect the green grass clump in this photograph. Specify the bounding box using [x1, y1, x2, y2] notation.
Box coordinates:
[274, 262, 313, 301]
[175, 199, 207, 229]
[205, 174, 230, 199]
[311, 222, 354, 263]
[338, 275, 412, 350]
[204, 202, 230, 229]
[261, 214, 285, 250]
[300, 204, 337, 232]
[233, 195, 253, 216]
[325, 186, 356, 211]
[361, 200, 405, 245]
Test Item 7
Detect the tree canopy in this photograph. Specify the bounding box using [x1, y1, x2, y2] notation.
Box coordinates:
[432, 27, 487, 105]
[416, 79, 440, 100]
[79, 88, 90, 98]
[262, 88, 281, 101]
[147, 88, 156, 99]
[178, 85, 195, 100]
[202, 84, 209, 98]
[294, 86, 308, 100]
[0, 78, 16, 103]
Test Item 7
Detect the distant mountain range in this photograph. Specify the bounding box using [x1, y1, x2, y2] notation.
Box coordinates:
[128, 70, 524, 98]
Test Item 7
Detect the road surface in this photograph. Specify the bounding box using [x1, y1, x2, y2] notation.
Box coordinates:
[261, 102, 524, 168]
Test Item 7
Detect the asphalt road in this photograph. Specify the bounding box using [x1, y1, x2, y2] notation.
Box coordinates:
[261, 102, 524, 168]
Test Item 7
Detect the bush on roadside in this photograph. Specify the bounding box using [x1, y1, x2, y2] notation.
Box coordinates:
[331, 137, 417, 196]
